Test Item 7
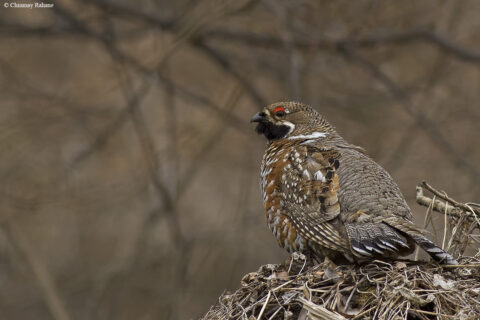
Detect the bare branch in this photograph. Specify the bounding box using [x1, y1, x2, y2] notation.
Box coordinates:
[177, 85, 244, 197]
[69, 80, 153, 167]
[205, 29, 480, 63]
[340, 48, 480, 183]
[192, 40, 266, 107]
[420, 181, 480, 216]
[416, 186, 464, 219]
[2, 221, 72, 320]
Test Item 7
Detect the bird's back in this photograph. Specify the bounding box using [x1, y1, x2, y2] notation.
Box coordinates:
[335, 146, 413, 222]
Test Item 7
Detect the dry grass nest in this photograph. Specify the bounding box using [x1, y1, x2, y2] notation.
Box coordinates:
[202, 182, 480, 320]
[202, 253, 480, 320]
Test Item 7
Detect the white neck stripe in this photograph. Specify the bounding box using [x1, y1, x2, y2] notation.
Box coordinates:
[288, 132, 327, 140]
[282, 121, 295, 134]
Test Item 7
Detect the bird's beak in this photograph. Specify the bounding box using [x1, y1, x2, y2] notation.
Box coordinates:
[250, 112, 266, 123]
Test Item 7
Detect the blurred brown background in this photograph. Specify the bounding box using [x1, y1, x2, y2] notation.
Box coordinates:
[0, 0, 479, 319]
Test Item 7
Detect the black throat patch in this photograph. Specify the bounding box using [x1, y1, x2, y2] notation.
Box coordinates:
[255, 122, 291, 140]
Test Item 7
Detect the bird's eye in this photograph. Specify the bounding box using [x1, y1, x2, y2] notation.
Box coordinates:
[273, 107, 286, 117]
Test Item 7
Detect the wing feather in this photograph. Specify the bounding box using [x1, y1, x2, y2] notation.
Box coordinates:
[281, 145, 350, 253]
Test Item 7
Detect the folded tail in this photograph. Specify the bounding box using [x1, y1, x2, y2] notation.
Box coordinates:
[410, 233, 458, 265]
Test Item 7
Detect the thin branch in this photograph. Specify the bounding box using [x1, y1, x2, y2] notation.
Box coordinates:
[340, 48, 480, 183]
[415, 185, 477, 218]
[84, 0, 266, 107]
[7, 2, 480, 114]
[346, 30, 480, 62]
[177, 85, 243, 197]
[69, 80, 153, 167]
[2, 221, 72, 320]
[205, 29, 480, 63]
[4, 1, 480, 65]
[157, 74, 248, 132]
[192, 39, 266, 107]
[421, 181, 480, 216]
[381, 6, 463, 173]
[55, 4, 247, 167]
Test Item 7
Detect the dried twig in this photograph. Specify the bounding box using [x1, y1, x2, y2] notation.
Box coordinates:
[416, 186, 464, 218]
[416, 181, 479, 257]
[203, 256, 480, 320]
[421, 181, 480, 216]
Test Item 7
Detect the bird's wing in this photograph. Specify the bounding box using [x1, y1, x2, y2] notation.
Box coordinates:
[282, 144, 412, 259]
[283, 145, 342, 217]
[281, 144, 350, 252]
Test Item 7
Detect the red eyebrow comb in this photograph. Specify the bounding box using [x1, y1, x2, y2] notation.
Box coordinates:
[273, 106, 285, 113]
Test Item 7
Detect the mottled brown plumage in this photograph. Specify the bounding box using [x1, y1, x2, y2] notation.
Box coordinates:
[252, 102, 457, 265]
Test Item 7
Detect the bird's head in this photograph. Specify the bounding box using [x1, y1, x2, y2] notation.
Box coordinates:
[251, 101, 333, 141]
